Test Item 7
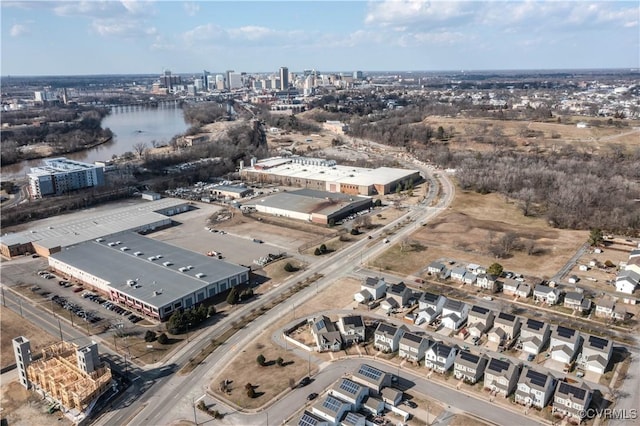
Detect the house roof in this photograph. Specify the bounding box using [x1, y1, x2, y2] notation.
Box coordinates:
[565, 292, 584, 303]
[432, 342, 454, 358]
[312, 316, 337, 334]
[534, 285, 557, 296]
[353, 364, 387, 387]
[341, 412, 366, 426]
[595, 298, 615, 310]
[388, 283, 409, 297]
[363, 277, 385, 288]
[452, 267, 467, 276]
[555, 381, 591, 404]
[428, 261, 445, 270]
[419, 292, 441, 305]
[314, 395, 349, 417]
[443, 299, 466, 312]
[332, 378, 365, 397]
[297, 410, 325, 426]
[584, 335, 612, 353]
[340, 315, 364, 329]
[552, 325, 579, 343]
[520, 366, 555, 391]
[522, 318, 548, 334]
[381, 387, 403, 401]
[470, 305, 492, 319]
[486, 357, 516, 377]
[455, 350, 486, 369]
[375, 322, 401, 338]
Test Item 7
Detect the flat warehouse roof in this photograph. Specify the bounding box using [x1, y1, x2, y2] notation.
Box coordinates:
[256, 189, 370, 215]
[49, 232, 249, 307]
[0, 198, 189, 248]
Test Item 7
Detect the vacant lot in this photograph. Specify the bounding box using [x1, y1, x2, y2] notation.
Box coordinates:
[421, 116, 640, 154]
[1, 380, 72, 426]
[0, 306, 58, 369]
[209, 276, 360, 409]
[371, 190, 587, 279]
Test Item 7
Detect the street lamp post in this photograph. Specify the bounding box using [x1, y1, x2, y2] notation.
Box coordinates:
[192, 397, 198, 426]
[187, 323, 192, 343]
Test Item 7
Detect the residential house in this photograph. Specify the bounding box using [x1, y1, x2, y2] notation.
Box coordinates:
[615, 270, 639, 294]
[296, 411, 329, 426]
[441, 299, 469, 331]
[476, 273, 498, 292]
[351, 364, 390, 393]
[356, 277, 387, 302]
[489, 312, 521, 346]
[360, 395, 384, 415]
[515, 366, 557, 409]
[484, 357, 520, 397]
[467, 263, 485, 274]
[564, 292, 592, 312]
[373, 323, 406, 353]
[454, 351, 489, 384]
[520, 318, 551, 355]
[534, 285, 561, 305]
[310, 316, 343, 352]
[387, 282, 412, 308]
[330, 378, 369, 409]
[463, 272, 478, 285]
[380, 297, 399, 313]
[626, 257, 640, 275]
[341, 412, 366, 426]
[451, 267, 467, 282]
[417, 292, 446, 325]
[612, 304, 628, 321]
[580, 335, 613, 375]
[568, 275, 579, 284]
[502, 278, 520, 296]
[381, 388, 403, 407]
[552, 381, 592, 423]
[550, 326, 582, 364]
[515, 283, 532, 299]
[311, 395, 351, 425]
[427, 261, 446, 276]
[425, 342, 457, 374]
[399, 332, 432, 363]
[594, 298, 615, 319]
[337, 315, 366, 345]
[467, 305, 495, 338]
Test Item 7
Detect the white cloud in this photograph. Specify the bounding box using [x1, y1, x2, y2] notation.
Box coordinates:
[365, 0, 475, 28]
[91, 19, 156, 38]
[183, 2, 200, 16]
[10, 23, 29, 37]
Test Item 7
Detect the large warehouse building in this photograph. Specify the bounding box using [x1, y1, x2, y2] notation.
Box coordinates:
[0, 198, 190, 258]
[240, 156, 421, 196]
[48, 232, 249, 321]
[252, 189, 372, 225]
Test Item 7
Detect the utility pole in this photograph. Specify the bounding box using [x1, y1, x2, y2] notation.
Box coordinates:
[192, 397, 198, 426]
[58, 318, 63, 342]
[18, 298, 23, 317]
[1, 286, 6, 307]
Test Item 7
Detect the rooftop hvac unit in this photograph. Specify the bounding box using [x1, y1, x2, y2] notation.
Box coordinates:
[120, 247, 129, 251]
[95, 238, 104, 242]
[148, 256, 157, 261]
[156, 254, 163, 259]
[162, 261, 173, 267]
[134, 252, 142, 256]
[127, 279, 135, 286]
[152, 290, 159, 296]
[187, 265, 194, 270]
[195, 273, 205, 278]
[179, 267, 187, 272]
[108, 242, 116, 247]
[115, 241, 121, 245]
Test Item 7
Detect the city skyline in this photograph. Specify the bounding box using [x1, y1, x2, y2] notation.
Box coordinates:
[1, 1, 639, 76]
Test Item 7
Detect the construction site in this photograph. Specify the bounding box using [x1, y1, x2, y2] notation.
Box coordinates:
[14, 337, 113, 423]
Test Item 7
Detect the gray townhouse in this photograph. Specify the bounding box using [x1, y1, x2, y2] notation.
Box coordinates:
[515, 283, 532, 299]
[502, 278, 520, 296]
[354, 277, 386, 303]
[550, 325, 582, 365]
[580, 335, 613, 375]
[564, 291, 592, 312]
[476, 273, 498, 292]
[441, 299, 469, 331]
[552, 381, 592, 423]
[520, 318, 551, 355]
[427, 261, 446, 276]
[310, 315, 343, 352]
[454, 350, 489, 384]
[373, 323, 406, 353]
[488, 312, 521, 346]
[467, 305, 495, 338]
[338, 315, 366, 345]
[515, 366, 557, 409]
[425, 342, 457, 374]
[399, 332, 432, 363]
[484, 357, 521, 397]
[352, 364, 391, 393]
[330, 378, 369, 409]
[387, 282, 412, 308]
[533, 285, 561, 305]
[311, 394, 351, 425]
[416, 292, 446, 325]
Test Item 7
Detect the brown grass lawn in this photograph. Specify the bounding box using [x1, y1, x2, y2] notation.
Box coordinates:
[0, 307, 59, 369]
[448, 414, 489, 426]
[371, 190, 587, 279]
[209, 277, 361, 409]
[261, 258, 308, 284]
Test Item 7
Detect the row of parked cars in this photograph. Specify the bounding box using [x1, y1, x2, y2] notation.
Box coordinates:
[100, 299, 143, 323]
[51, 294, 102, 323]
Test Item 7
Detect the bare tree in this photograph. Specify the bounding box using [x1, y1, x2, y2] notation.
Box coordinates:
[133, 142, 148, 158]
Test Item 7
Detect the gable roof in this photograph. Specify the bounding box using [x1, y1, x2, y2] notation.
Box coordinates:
[341, 315, 364, 329]
[443, 299, 466, 312]
[419, 292, 441, 305]
[555, 381, 591, 404]
[520, 366, 555, 391]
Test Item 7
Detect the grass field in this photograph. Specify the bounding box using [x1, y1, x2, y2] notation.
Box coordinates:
[371, 190, 587, 279]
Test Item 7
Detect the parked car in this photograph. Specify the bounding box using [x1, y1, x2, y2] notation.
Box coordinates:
[298, 377, 311, 387]
[307, 392, 318, 401]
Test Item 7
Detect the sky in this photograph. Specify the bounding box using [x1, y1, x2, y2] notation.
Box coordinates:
[2, 0, 639, 76]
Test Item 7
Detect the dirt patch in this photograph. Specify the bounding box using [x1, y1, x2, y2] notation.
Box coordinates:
[1, 306, 58, 370]
[209, 277, 361, 409]
[372, 191, 587, 279]
[448, 414, 488, 426]
[1, 380, 72, 426]
[260, 258, 308, 285]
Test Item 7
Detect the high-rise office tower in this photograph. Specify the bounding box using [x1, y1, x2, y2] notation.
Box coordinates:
[279, 67, 289, 91]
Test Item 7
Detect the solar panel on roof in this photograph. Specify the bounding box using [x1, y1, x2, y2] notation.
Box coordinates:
[527, 319, 544, 330]
[498, 312, 515, 322]
[459, 350, 480, 363]
[322, 396, 343, 412]
[559, 382, 586, 400]
[527, 369, 548, 388]
[556, 326, 576, 338]
[358, 364, 383, 381]
[588, 335, 608, 350]
[377, 323, 397, 334]
[489, 358, 510, 372]
[403, 332, 422, 343]
[339, 379, 361, 395]
[471, 305, 489, 314]
[299, 413, 319, 426]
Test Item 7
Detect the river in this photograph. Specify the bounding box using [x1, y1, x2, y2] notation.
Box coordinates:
[1, 104, 189, 179]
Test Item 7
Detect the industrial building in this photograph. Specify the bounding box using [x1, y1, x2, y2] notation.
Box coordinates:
[240, 156, 421, 196]
[251, 189, 372, 225]
[13, 337, 112, 422]
[28, 157, 105, 199]
[48, 232, 250, 320]
[0, 198, 189, 258]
